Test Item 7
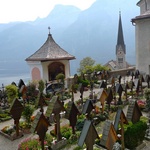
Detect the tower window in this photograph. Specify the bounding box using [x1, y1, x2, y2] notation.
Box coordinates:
[118, 58, 123, 63]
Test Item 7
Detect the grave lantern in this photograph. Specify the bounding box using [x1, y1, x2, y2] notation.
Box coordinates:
[9, 98, 24, 136]
[97, 88, 108, 113]
[65, 101, 80, 134]
[78, 120, 99, 150]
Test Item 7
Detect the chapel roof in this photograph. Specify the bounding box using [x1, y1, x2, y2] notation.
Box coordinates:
[26, 33, 75, 61]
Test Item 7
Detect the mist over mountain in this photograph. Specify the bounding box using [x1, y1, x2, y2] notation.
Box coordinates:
[0, 0, 139, 77]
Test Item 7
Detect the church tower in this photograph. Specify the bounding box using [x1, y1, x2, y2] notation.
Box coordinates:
[132, 0, 150, 75]
[116, 12, 126, 69]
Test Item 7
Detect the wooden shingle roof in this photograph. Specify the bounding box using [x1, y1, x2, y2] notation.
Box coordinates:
[26, 33, 75, 61]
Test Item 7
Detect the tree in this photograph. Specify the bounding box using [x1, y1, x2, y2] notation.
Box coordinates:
[93, 64, 109, 71]
[77, 57, 95, 73]
[5, 84, 18, 103]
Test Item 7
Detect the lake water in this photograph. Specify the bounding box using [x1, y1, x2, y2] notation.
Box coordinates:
[0, 72, 30, 87]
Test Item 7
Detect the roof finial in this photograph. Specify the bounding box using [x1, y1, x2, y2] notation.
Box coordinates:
[48, 26, 51, 35]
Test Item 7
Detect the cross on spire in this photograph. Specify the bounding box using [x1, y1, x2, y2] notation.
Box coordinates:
[48, 26, 51, 35]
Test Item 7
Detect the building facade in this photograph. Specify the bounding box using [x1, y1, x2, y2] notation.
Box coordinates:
[132, 0, 150, 74]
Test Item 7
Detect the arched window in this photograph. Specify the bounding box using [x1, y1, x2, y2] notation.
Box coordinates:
[48, 62, 65, 81]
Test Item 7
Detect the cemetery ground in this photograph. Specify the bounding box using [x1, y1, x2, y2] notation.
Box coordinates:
[0, 88, 100, 150]
[0, 73, 150, 150]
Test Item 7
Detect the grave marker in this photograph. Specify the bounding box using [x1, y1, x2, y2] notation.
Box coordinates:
[9, 98, 24, 136]
[100, 120, 118, 150]
[126, 100, 142, 123]
[97, 88, 108, 113]
[78, 120, 99, 150]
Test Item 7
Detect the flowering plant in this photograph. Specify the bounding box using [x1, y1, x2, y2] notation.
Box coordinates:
[18, 138, 48, 150]
[1, 125, 15, 135]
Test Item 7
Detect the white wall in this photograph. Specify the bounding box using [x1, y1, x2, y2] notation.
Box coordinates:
[135, 18, 150, 74]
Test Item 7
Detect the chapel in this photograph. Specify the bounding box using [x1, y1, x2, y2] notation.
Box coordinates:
[25, 29, 75, 82]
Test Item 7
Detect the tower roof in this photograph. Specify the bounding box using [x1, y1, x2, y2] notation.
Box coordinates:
[116, 11, 126, 54]
[117, 12, 125, 46]
[26, 32, 75, 62]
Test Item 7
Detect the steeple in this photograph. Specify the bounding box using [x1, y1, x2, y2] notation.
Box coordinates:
[116, 11, 126, 69]
[116, 11, 126, 54]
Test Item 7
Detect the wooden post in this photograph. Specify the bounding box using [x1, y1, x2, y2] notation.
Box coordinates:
[87, 144, 93, 150]
[120, 115, 125, 150]
[56, 114, 62, 141]
[15, 119, 19, 136]
[71, 85, 74, 102]
[41, 139, 44, 150]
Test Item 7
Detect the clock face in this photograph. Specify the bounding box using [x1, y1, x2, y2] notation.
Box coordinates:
[118, 51, 123, 56]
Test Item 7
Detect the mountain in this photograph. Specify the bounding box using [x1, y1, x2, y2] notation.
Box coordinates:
[0, 0, 139, 77]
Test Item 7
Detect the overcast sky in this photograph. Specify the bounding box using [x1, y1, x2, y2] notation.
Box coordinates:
[0, 0, 96, 23]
